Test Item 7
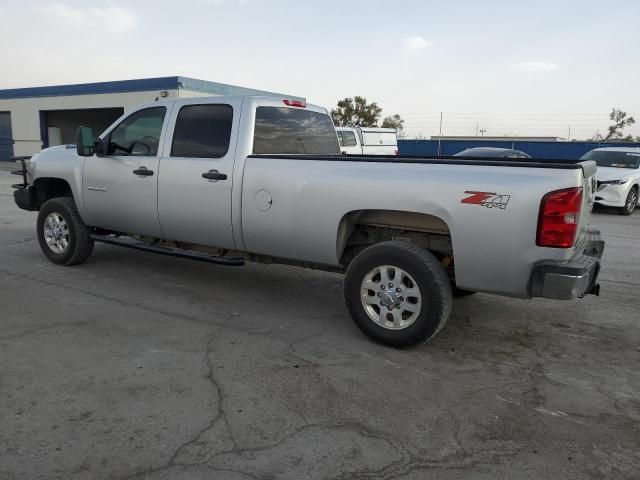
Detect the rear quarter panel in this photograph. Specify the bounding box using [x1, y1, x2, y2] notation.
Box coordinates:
[241, 158, 585, 297]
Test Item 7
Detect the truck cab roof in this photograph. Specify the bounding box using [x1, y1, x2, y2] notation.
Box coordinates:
[124, 95, 328, 117]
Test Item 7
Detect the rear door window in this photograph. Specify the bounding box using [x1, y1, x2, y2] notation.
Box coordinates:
[253, 107, 340, 155]
[171, 104, 233, 158]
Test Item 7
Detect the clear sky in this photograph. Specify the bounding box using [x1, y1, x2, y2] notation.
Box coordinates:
[1, 0, 639, 139]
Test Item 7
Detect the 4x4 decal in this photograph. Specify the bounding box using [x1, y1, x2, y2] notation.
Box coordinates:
[461, 191, 511, 209]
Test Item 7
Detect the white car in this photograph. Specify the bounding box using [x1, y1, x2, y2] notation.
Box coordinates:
[581, 147, 640, 215]
[335, 127, 398, 155]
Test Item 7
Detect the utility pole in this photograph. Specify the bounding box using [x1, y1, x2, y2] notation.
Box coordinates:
[475, 122, 479, 136]
[479, 128, 487, 137]
[568, 124, 571, 141]
[437, 112, 443, 156]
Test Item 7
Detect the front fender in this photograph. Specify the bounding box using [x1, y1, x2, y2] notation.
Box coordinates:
[30, 146, 86, 218]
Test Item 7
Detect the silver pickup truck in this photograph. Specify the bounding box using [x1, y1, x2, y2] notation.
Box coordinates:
[12, 95, 604, 346]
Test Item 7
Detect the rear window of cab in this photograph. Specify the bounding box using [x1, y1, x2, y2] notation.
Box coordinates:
[253, 107, 340, 155]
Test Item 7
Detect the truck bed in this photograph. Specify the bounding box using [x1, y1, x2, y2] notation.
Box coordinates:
[242, 154, 597, 297]
[249, 154, 587, 170]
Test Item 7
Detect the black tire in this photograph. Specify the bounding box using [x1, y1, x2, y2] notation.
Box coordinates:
[452, 285, 477, 297]
[37, 197, 94, 266]
[344, 241, 452, 347]
[618, 187, 638, 216]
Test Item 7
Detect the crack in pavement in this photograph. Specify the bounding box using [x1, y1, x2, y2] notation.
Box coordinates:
[207, 421, 411, 480]
[169, 333, 238, 465]
[118, 332, 240, 480]
[115, 329, 417, 480]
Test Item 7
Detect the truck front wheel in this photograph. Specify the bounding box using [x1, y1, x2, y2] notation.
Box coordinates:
[37, 197, 94, 266]
[344, 241, 452, 347]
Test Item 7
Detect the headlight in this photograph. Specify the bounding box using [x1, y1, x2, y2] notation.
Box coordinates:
[600, 179, 629, 185]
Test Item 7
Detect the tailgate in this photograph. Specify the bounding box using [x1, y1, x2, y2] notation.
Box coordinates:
[530, 159, 604, 299]
[576, 160, 597, 247]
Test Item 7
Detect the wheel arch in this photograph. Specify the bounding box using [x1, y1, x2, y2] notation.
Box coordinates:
[336, 209, 453, 265]
[32, 177, 74, 209]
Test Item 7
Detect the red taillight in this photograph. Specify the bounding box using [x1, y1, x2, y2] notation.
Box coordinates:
[536, 187, 582, 248]
[283, 99, 306, 108]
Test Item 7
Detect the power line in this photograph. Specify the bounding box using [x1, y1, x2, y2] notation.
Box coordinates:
[399, 111, 616, 116]
[395, 110, 639, 139]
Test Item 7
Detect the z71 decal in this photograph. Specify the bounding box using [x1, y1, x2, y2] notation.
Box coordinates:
[461, 191, 511, 209]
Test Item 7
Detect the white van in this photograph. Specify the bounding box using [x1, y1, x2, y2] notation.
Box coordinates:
[336, 127, 398, 155]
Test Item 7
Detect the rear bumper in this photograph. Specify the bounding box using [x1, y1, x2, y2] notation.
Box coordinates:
[530, 230, 604, 300]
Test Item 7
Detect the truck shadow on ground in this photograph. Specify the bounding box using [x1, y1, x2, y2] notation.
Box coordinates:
[76, 243, 630, 361]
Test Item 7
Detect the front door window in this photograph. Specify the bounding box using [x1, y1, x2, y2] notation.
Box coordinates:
[107, 107, 166, 156]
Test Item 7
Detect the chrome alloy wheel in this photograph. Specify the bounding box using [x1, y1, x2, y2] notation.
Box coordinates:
[44, 212, 70, 254]
[360, 265, 422, 330]
[627, 189, 638, 212]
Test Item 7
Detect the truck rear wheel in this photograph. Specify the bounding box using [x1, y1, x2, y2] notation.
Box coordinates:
[37, 197, 94, 266]
[344, 241, 452, 347]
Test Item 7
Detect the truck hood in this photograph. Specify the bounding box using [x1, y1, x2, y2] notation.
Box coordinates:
[596, 166, 637, 182]
[28, 144, 80, 180]
[42, 144, 76, 153]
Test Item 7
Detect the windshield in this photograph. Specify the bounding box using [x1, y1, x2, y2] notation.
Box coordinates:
[581, 150, 640, 169]
[253, 107, 340, 155]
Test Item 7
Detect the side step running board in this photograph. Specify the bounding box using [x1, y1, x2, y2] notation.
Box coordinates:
[91, 234, 245, 266]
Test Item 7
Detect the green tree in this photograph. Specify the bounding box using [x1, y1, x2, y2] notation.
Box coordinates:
[622, 134, 640, 143]
[604, 108, 635, 140]
[331, 96, 382, 127]
[381, 114, 405, 138]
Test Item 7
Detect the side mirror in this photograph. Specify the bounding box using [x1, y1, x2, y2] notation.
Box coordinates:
[76, 126, 95, 157]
